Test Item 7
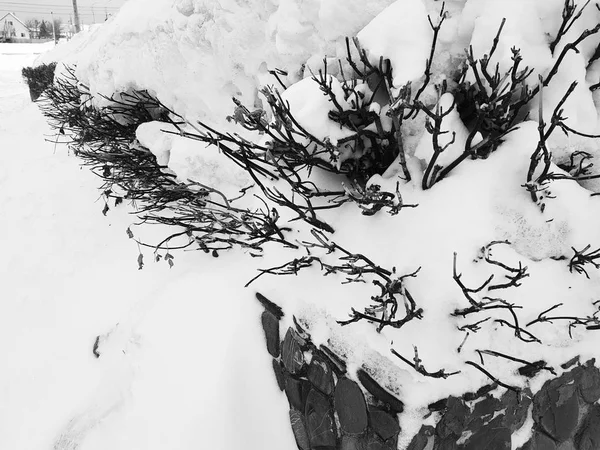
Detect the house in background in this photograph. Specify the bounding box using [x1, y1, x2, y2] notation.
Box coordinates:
[0, 12, 31, 42]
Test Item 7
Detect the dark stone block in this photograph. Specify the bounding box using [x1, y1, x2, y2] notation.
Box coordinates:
[356, 369, 404, 413]
[305, 388, 337, 448]
[472, 395, 502, 420]
[502, 389, 533, 432]
[574, 405, 600, 450]
[385, 434, 398, 450]
[282, 328, 305, 375]
[319, 344, 347, 375]
[335, 378, 368, 435]
[364, 430, 396, 450]
[428, 398, 447, 412]
[368, 406, 400, 441]
[255, 292, 284, 319]
[463, 384, 496, 402]
[519, 360, 552, 378]
[406, 425, 434, 450]
[578, 363, 600, 404]
[341, 435, 365, 450]
[435, 435, 459, 450]
[562, 356, 580, 370]
[289, 409, 311, 450]
[272, 359, 285, 391]
[464, 417, 511, 450]
[436, 396, 469, 439]
[366, 440, 385, 450]
[520, 431, 557, 450]
[308, 352, 335, 395]
[285, 375, 312, 412]
[261, 311, 280, 358]
[533, 377, 580, 442]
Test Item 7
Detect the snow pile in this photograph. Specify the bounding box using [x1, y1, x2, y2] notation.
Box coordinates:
[36, 0, 401, 122]
[357, 0, 433, 87]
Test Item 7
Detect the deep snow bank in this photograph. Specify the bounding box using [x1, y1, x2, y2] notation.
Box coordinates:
[37, 0, 404, 121]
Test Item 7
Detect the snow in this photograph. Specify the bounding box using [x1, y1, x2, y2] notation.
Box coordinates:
[0, 43, 292, 450]
[7, 0, 600, 448]
[357, 0, 433, 88]
[35, 0, 400, 124]
[414, 92, 469, 168]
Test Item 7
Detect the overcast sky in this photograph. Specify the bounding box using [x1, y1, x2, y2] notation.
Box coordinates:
[0, 0, 128, 25]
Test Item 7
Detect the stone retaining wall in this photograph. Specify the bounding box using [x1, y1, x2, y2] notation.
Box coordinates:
[256, 293, 600, 450]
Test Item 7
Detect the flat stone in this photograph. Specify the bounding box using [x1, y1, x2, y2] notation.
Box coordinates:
[255, 292, 284, 319]
[305, 388, 337, 448]
[467, 396, 502, 431]
[574, 405, 600, 450]
[272, 359, 285, 391]
[364, 430, 396, 450]
[308, 352, 335, 395]
[562, 356, 580, 369]
[464, 417, 511, 450]
[356, 369, 404, 413]
[289, 409, 311, 450]
[319, 344, 347, 375]
[463, 384, 497, 402]
[366, 440, 385, 450]
[285, 375, 312, 412]
[406, 425, 434, 450]
[533, 377, 580, 442]
[519, 360, 551, 378]
[282, 328, 305, 375]
[368, 406, 400, 441]
[261, 311, 280, 358]
[436, 396, 470, 439]
[578, 363, 600, 404]
[335, 378, 368, 435]
[472, 396, 502, 420]
[502, 389, 533, 432]
[341, 435, 365, 450]
[435, 435, 459, 450]
[520, 431, 557, 450]
[428, 398, 447, 412]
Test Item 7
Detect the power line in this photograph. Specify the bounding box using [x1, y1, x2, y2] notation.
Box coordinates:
[0, 1, 120, 7]
[0, 2, 120, 10]
[0, 8, 114, 16]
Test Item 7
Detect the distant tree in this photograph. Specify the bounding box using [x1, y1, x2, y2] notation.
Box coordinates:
[53, 18, 63, 38]
[38, 20, 50, 39]
[25, 19, 40, 39]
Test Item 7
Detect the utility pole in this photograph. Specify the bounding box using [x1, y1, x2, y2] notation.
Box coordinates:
[50, 11, 57, 44]
[72, 0, 81, 33]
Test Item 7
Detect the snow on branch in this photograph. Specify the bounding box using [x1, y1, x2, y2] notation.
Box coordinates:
[526, 301, 600, 338]
[391, 346, 460, 379]
[246, 229, 423, 333]
[569, 245, 600, 278]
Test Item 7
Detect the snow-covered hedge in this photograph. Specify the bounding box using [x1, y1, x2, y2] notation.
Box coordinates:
[21, 62, 56, 101]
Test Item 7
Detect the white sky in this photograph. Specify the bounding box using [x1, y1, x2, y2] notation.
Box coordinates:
[0, 0, 128, 25]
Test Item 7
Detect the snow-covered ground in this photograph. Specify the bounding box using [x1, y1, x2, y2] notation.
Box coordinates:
[0, 42, 292, 450]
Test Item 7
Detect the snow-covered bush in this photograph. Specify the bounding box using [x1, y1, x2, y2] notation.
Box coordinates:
[34, 65, 299, 265]
[21, 62, 56, 101]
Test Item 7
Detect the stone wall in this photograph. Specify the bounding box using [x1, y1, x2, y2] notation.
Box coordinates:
[256, 293, 600, 450]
